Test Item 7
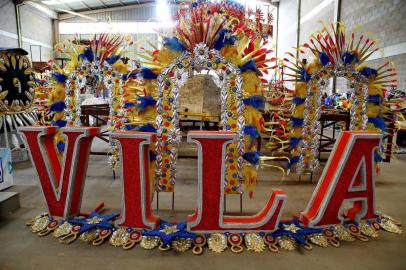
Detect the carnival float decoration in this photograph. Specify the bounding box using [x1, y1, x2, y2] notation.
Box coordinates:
[18, 0, 402, 256]
[122, 0, 276, 197]
[284, 23, 397, 174]
[47, 33, 133, 153]
[0, 48, 37, 149]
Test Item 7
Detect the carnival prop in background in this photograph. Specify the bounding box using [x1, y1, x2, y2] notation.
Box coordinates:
[261, 78, 294, 173]
[125, 0, 276, 197]
[20, 126, 402, 254]
[47, 34, 133, 156]
[284, 23, 397, 174]
[0, 48, 38, 150]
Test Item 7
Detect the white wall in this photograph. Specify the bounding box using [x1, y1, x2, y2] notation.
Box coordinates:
[277, 0, 298, 59]
[0, 0, 54, 62]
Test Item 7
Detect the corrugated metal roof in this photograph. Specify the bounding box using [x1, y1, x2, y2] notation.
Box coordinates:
[42, 0, 152, 13]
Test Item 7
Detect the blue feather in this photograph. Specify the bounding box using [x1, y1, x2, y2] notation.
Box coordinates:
[299, 68, 311, 82]
[374, 151, 383, 162]
[360, 67, 378, 78]
[319, 52, 330, 66]
[239, 60, 261, 75]
[136, 96, 157, 110]
[213, 29, 236, 50]
[290, 137, 301, 149]
[368, 94, 381, 104]
[288, 155, 300, 168]
[368, 117, 386, 131]
[243, 95, 265, 109]
[342, 51, 359, 64]
[163, 37, 186, 52]
[292, 96, 305, 105]
[136, 124, 157, 133]
[52, 73, 67, 83]
[291, 117, 304, 127]
[243, 151, 261, 165]
[140, 68, 158, 79]
[124, 102, 136, 109]
[244, 125, 260, 139]
[49, 101, 66, 112]
[106, 55, 120, 65]
[124, 125, 136, 131]
[149, 151, 156, 162]
[56, 141, 65, 152]
[78, 47, 94, 62]
[51, 120, 67, 128]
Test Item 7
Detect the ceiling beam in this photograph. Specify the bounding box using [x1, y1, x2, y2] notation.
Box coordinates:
[58, 1, 157, 20]
[97, 0, 109, 8]
[80, 1, 93, 10]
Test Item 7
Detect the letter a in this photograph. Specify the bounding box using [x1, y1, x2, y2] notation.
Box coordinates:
[187, 131, 286, 232]
[111, 131, 159, 229]
[19, 126, 99, 218]
[300, 131, 382, 227]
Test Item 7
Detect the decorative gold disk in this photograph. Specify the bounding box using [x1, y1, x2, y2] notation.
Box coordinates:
[53, 222, 73, 238]
[109, 228, 129, 247]
[307, 233, 329, 247]
[334, 224, 355, 242]
[379, 218, 403, 234]
[277, 236, 297, 251]
[244, 233, 266, 252]
[140, 236, 160, 250]
[172, 238, 193, 252]
[208, 233, 227, 253]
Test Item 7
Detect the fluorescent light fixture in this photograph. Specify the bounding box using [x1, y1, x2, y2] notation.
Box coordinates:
[42, 0, 82, 5]
[59, 22, 164, 34]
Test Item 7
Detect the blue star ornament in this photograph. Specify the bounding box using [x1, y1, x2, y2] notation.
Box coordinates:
[142, 220, 196, 246]
[68, 211, 119, 235]
[272, 219, 323, 245]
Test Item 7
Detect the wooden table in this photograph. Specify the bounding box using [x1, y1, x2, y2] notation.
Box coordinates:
[80, 104, 111, 156]
[318, 111, 351, 160]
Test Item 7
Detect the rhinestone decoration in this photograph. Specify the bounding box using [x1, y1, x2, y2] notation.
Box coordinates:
[277, 236, 297, 251]
[208, 233, 228, 253]
[244, 233, 266, 252]
[334, 224, 356, 241]
[160, 225, 179, 235]
[53, 222, 73, 238]
[79, 229, 99, 243]
[359, 221, 379, 238]
[172, 238, 193, 252]
[283, 224, 301, 233]
[31, 216, 49, 233]
[308, 233, 329, 247]
[140, 236, 160, 250]
[109, 228, 130, 247]
[379, 218, 403, 234]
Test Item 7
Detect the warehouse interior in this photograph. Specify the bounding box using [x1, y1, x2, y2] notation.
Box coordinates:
[0, 0, 405, 269]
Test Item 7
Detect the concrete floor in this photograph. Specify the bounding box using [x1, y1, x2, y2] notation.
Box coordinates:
[0, 139, 405, 270]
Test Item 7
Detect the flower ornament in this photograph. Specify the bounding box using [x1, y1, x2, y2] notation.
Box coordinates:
[193, 43, 210, 67]
[168, 127, 182, 146]
[214, 69, 229, 88]
[103, 74, 115, 90]
[171, 69, 188, 87]
[76, 74, 86, 89]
